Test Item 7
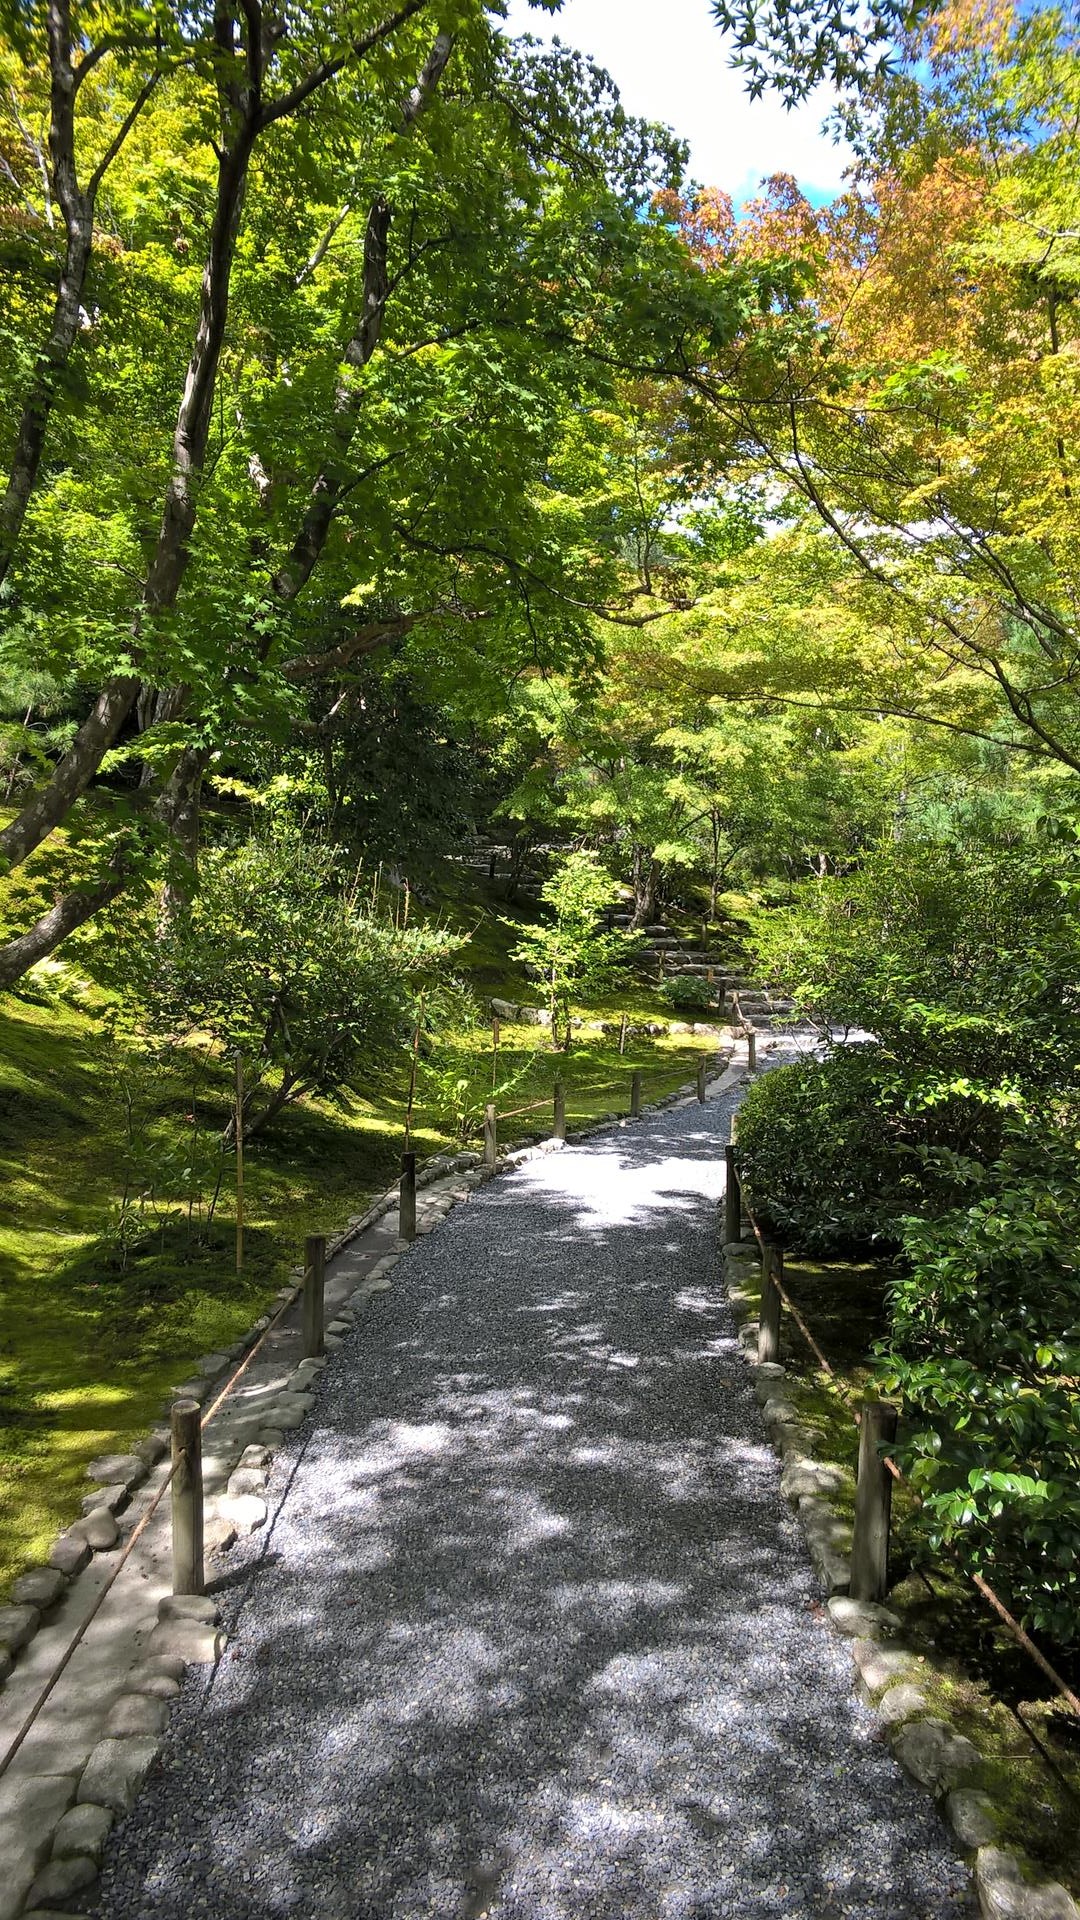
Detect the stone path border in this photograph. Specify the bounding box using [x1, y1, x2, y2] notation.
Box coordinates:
[720, 1236, 1080, 1920]
[0, 1039, 761, 1920]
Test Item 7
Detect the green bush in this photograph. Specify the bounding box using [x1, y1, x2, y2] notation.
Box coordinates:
[149, 832, 464, 1137]
[658, 974, 718, 1013]
[734, 1049, 914, 1252]
[878, 1131, 1080, 1649]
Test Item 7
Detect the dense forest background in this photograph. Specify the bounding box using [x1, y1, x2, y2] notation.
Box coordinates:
[0, 0, 1078, 1728]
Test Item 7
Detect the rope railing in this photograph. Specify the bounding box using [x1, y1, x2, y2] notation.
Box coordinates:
[727, 1146, 1080, 1725]
[0, 1264, 308, 1786]
[479, 1049, 723, 1168]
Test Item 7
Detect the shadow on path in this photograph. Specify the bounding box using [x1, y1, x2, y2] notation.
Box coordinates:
[91, 1106, 974, 1920]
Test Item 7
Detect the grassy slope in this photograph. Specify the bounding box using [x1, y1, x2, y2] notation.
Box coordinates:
[0, 868, 721, 1590]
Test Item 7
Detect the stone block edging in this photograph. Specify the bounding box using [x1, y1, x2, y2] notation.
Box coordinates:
[719, 1236, 1079, 1920]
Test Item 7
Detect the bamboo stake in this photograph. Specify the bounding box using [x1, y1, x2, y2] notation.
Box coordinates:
[235, 1055, 244, 1275]
[404, 992, 424, 1150]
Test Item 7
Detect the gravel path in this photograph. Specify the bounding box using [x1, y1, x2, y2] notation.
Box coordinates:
[90, 1088, 974, 1920]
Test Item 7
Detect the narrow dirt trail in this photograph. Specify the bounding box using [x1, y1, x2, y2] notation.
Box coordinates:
[87, 1090, 974, 1920]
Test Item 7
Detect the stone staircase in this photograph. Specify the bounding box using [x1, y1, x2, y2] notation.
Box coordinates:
[453, 843, 796, 1028]
[610, 910, 796, 1029]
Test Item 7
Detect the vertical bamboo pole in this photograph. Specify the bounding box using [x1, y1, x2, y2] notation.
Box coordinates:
[553, 1080, 566, 1142]
[303, 1234, 326, 1360]
[618, 1009, 628, 1056]
[171, 1399, 204, 1597]
[492, 1014, 500, 1092]
[758, 1243, 783, 1364]
[399, 1152, 417, 1242]
[234, 1056, 244, 1275]
[630, 1070, 642, 1119]
[723, 1143, 741, 1245]
[404, 993, 424, 1151]
[484, 1102, 497, 1168]
[850, 1400, 899, 1603]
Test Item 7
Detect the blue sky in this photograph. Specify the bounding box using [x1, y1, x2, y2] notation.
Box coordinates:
[500, 0, 853, 207]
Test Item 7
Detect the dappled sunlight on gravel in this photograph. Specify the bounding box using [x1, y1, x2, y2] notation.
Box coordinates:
[89, 1082, 974, 1920]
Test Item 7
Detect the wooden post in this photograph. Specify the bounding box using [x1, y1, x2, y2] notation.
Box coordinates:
[618, 1009, 627, 1056]
[170, 1399, 204, 1597]
[399, 1153, 416, 1243]
[488, 851, 496, 881]
[491, 1014, 500, 1092]
[234, 1055, 244, 1275]
[630, 1070, 642, 1118]
[747, 1029, 757, 1074]
[850, 1399, 899, 1603]
[303, 1234, 326, 1359]
[758, 1242, 783, 1365]
[484, 1101, 497, 1168]
[553, 1080, 566, 1142]
[696, 1057, 707, 1103]
[724, 1144, 742, 1245]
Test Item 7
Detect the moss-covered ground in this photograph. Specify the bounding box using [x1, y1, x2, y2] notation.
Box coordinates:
[0, 866, 723, 1594]
[733, 1248, 1080, 1890]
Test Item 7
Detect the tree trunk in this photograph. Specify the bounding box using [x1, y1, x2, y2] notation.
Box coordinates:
[0, 863, 129, 988]
[156, 745, 210, 927]
[0, 674, 140, 869]
[0, 105, 255, 880]
[155, 31, 454, 907]
[0, 2, 158, 586]
[630, 846, 659, 930]
[0, 20, 456, 982]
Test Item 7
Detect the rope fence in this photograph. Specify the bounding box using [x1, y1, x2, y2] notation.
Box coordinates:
[480, 1041, 731, 1168]
[0, 1048, 733, 1789]
[0, 1257, 314, 1787]
[725, 1145, 1080, 1725]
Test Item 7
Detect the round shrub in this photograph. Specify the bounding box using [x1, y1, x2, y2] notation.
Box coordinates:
[734, 1048, 918, 1253]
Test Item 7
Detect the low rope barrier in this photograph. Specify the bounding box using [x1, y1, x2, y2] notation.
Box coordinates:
[733, 1156, 1080, 1724]
[0, 1273, 305, 1786]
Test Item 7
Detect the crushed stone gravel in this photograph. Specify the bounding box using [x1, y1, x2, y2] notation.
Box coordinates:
[86, 1082, 974, 1920]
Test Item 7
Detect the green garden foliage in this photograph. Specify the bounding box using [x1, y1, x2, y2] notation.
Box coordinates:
[510, 850, 639, 1050]
[149, 833, 464, 1137]
[735, 1049, 915, 1253]
[741, 835, 1080, 1645]
[882, 1134, 1080, 1650]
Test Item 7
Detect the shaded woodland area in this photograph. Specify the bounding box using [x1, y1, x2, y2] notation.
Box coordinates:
[0, 0, 1078, 1739]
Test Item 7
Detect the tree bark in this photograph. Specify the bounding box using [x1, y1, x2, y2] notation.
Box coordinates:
[0, 14, 457, 981]
[630, 846, 659, 929]
[0, 864, 129, 988]
[0, 2, 158, 587]
[156, 28, 455, 910]
[0, 57, 256, 877]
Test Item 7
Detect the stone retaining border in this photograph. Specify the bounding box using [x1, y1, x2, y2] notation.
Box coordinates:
[719, 1234, 1080, 1920]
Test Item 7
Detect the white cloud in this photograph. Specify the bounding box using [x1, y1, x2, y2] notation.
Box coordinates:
[498, 0, 852, 205]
